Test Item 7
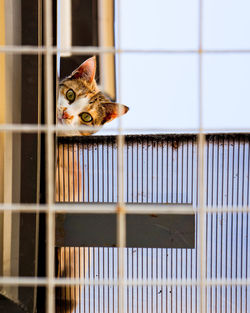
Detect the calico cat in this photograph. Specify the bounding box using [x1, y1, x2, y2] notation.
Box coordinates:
[56, 57, 128, 313]
[57, 56, 129, 136]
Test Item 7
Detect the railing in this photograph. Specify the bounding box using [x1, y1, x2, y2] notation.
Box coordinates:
[55, 134, 250, 313]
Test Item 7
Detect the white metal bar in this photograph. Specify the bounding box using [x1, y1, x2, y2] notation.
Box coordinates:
[116, 1, 126, 312]
[0, 124, 250, 134]
[58, 0, 72, 57]
[0, 203, 249, 213]
[1, 45, 250, 54]
[198, 0, 206, 312]
[33, 1, 43, 310]
[44, 0, 55, 312]
[0, 277, 248, 287]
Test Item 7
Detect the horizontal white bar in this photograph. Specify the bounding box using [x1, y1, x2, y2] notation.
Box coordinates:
[0, 203, 193, 214]
[0, 277, 248, 287]
[0, 124, 103, 133]
[1, 45, 250, 55]
[205, 207, 250, 213]
[0, 124, 250, 134]
[0, 203, 249, 213]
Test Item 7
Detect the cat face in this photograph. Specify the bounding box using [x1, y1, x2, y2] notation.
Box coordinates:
[57, 56, 129, 136]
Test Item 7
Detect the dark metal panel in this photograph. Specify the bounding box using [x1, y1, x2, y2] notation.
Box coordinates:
[56, 214, 117, 247]
[126, 214, 194, 248]
[0, 293, 27, 313]
[55, 213, 194, 248]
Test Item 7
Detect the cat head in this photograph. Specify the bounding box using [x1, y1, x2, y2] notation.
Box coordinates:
[57, 56, 129, 136]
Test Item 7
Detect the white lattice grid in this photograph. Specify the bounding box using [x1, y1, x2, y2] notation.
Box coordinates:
[0, 0, 250, 313]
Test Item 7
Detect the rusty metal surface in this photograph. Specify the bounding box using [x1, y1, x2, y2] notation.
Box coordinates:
[56, 134, 196, 204]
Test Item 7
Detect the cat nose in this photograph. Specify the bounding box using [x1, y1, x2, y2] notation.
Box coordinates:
[62, 111, 68, 119]
[62, 108, 72, 120]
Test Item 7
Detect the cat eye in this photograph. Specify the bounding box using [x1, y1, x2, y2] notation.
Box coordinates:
[80, 112, 93, 123]
[66, 89, 75, 103]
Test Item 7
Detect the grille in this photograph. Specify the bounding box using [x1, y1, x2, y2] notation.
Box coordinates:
[1, 1, 250, 312]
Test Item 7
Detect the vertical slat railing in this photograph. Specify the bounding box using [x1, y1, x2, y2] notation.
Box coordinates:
[56, 134, 249, 313]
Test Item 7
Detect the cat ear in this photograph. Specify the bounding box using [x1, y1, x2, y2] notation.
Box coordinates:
[102, 103, 129, 124]
[70, 56, 96, 82]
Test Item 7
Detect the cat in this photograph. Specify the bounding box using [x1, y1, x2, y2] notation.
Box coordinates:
[56, 56, 128, 313]
[57, 56, 129, 136]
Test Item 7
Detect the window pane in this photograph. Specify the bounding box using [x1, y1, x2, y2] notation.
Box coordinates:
[203, 54, 250, 129]
[117, 0, 199, 50]
[101, 54, 199, 134]
[203, 0, 250, 49]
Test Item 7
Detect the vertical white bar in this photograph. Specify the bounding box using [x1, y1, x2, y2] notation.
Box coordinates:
[44, 0, 55, 312]
[2, 0, 21, 300]
[198, 133, 206, 313]
[33, 1, 43, 310]
[58, 0, 72, 57]
[198, 0, 206, 312]
[116, 1, 126, 313]
[98, 0, 115, 98]
[56, 0, 61, 75]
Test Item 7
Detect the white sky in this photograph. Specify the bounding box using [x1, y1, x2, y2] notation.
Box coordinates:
[100, 0, 250, 134]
